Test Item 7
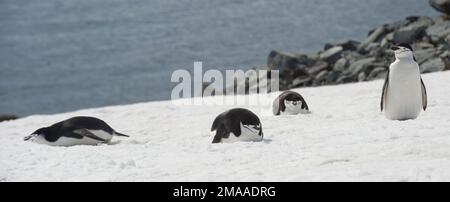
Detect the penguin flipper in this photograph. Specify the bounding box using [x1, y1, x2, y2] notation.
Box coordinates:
[381, 70, 389, 111]
[73, 129, 107, 142]
[421, 77, 427, 111]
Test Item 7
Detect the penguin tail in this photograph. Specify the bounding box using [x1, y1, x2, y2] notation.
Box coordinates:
[114, 131, 130, 137]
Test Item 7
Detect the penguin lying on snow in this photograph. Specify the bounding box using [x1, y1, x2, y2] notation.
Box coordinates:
[273, 91, 309, 115]
[24, 116, 129, 146]
[211, 108, 263, 143]
[381, 43, 427, 120]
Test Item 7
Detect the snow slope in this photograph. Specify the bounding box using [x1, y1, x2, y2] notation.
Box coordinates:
[1, 71, 450, 182]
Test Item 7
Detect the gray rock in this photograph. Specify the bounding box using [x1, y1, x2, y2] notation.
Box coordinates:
[380, 33, 394, 48]
[333, 58, 348, 72]
[336, 75, 355, 84]
[0, 115, 18, 122]
[342, 51, 364, 64]
[426, 20, 450, 43]
[420, 57, 446, 73]
[357, 72, 366, 81]
[367, 67, 387, 80]
[325, 40, 360, 51]
[394, 16, 434, 44]
[413, 42, 435, 50]
[315, 70, 329, 81]
[429, 0, 450, 15]
[320, 46, 343, 63]
[414, 48, 437, 64]
[346, 57, 377, 76]
[267, 50, 314, 70]
[326, 71, 340, 83]
[358, 26, 387, 52]
[307, 61, 329, 75]
[292, 77, 312, 87]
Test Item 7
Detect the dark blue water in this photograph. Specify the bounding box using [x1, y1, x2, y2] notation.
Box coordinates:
[0, 0, 438, 116]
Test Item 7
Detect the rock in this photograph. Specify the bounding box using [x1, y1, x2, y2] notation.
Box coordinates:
[429, 0, 450, 15]
[319, 46, 343, 63]
[0, 115, 18, 122]
[380, 33, 394, 48]
[325, 40, 360, 51]
[358, 72, 367, 82]
[307, 61, 329, 75]
[413, 42, 435, 50]
[326, 71, 340, 83]
[414, 48, 437, 64]
[315, 70, 329, 82]
[367, 67, 387, 80]
[426, 20, 450, 43]
[333, 58, 348, 72]
[358, 26, 387, 53]
[336, 75, 355, 84]
[394, 16, 434, 44]
[420, 57, 446, 73]
[345, 57, 377, 76]
[267, 50, 314, 71]
[366, 42, 382, 56]
[292, 77, 312, 87]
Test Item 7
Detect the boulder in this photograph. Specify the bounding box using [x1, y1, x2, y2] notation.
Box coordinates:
[292, 77, 312, 87]
[0, 115, 18, 122]
[429, 0, 450, 15]
[319, 46, 343, 64]
[325, 40, 360, 51]
[336, 75, 355, 84]
[345, 57, 377, 76]
[367, 67, 387, 80]
[314, 70, 329, 82]
[420, 57, 446, 73]
[267, 50, 314, 71]
[358, 26, 387, 53]
[333, 58, 348, 72]
[326, 71, 340, 83]
[307, 61, 329, 75]
[426, 20, 450, 43]
[394, 16, 434, 44]
[414, 48, 437, 64]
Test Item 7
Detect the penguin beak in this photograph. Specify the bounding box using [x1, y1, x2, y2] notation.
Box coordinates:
[24, 133, 37, 141]
[390, 46, 400, 51]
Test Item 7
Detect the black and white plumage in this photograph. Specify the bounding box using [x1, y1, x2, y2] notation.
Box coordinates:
[211, 108, 263, 143]
[24, 116, 129, 146]
[381, 43, 427, 120]
[273, 91, 309, 115]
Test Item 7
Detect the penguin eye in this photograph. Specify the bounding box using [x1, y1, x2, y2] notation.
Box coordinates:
[252, 125, 261, 130]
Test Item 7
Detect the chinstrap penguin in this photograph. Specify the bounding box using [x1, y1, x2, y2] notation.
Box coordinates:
[211, 108, 263, 143]
[24, 116, 129, 146]
[273, 90, 309, 115]
[381, 43, 427, 120]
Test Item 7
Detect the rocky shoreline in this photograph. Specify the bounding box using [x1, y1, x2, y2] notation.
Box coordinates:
[265, 0, 450, 91]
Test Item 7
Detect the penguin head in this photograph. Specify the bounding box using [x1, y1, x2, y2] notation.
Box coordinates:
[276, 91, 309, 115]
[24, 127, 51, 143]
[239, 121, 263, 137]
[391, 43, 414, 59]
[283, 99, 307, 115]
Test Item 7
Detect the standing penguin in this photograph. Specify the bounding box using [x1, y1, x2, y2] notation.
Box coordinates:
[211, 108, 263, 143]
[24, 116, 129, 146]
[381, 43, 427, 120]
[273, 91, 309, 115]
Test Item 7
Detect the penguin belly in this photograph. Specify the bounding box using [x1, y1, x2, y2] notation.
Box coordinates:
[385, 63, 422, 120]
[220, 132, 263, 143]
[32, 130, 113, 146]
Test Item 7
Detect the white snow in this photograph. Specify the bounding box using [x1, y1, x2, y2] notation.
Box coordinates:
[1, 71, 450, 182]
